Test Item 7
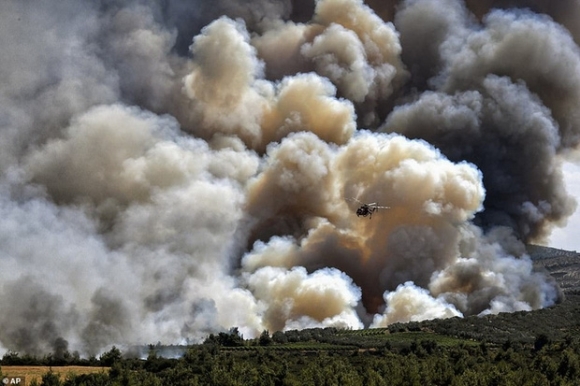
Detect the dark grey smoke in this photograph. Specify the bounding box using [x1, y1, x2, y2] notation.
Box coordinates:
[0, 279, 78, 357]
[385, 0, 579, 242]
[53, 337, 70, 360]
[81, 289, 132, 356]
[394, 0, 474, 91]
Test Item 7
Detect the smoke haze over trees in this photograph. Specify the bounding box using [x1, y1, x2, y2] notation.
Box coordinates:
[0, 0, 578, 355]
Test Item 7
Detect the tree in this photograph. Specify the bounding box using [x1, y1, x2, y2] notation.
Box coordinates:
[226, 327, 244, 346]
[534, 333, 550, 352]
[40, 369, 62, 386]
[259, 330, 272, 346]
[272, 331, 288, 344]
[99, 346, 122, 366]
[216, 327, 244, 347]
[2, 351, 22, 365]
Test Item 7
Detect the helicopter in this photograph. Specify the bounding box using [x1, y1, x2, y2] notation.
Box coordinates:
[348, 198, 390, 219]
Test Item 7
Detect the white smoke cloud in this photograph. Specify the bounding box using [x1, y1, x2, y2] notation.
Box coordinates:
[244, 266, 363, 332]
[372, 282, 462, 327]
[305, 0, 409, 125]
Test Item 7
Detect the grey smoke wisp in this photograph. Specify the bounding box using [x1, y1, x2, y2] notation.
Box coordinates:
[0, 0, 576, 355]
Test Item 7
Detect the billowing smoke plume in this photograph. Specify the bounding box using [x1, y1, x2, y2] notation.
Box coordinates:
[0, 0, 576, 355]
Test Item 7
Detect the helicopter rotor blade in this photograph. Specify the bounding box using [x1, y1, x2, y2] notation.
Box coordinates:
[369, 204, 390, 210]
[347, 197, 364, 205]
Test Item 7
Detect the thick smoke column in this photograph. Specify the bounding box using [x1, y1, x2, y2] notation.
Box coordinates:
[0, 0, 575, 355]
[386, 0, 578, 241]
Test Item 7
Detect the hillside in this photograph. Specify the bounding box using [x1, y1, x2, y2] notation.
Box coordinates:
[527, 244, 580, 294]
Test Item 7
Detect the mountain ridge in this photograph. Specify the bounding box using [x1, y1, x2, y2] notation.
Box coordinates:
[527, 244, 580, 294]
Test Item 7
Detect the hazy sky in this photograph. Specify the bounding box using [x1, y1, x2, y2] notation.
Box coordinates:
[550, 162, 580, 252]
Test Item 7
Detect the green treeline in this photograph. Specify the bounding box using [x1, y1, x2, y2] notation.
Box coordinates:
[2, 331, 580, 386]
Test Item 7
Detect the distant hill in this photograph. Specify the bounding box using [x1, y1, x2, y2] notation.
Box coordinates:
[527, 244, 580, 294]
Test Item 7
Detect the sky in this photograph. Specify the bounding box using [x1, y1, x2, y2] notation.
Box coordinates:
[550, 161, 580, 252]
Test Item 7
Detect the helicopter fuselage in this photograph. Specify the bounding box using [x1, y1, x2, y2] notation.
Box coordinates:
[356, 204, 377, 218]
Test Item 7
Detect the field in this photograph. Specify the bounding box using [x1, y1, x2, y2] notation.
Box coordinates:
[1, 366, 109, 386]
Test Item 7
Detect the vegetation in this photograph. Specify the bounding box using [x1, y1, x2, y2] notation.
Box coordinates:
[1, 295, 580, 385]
